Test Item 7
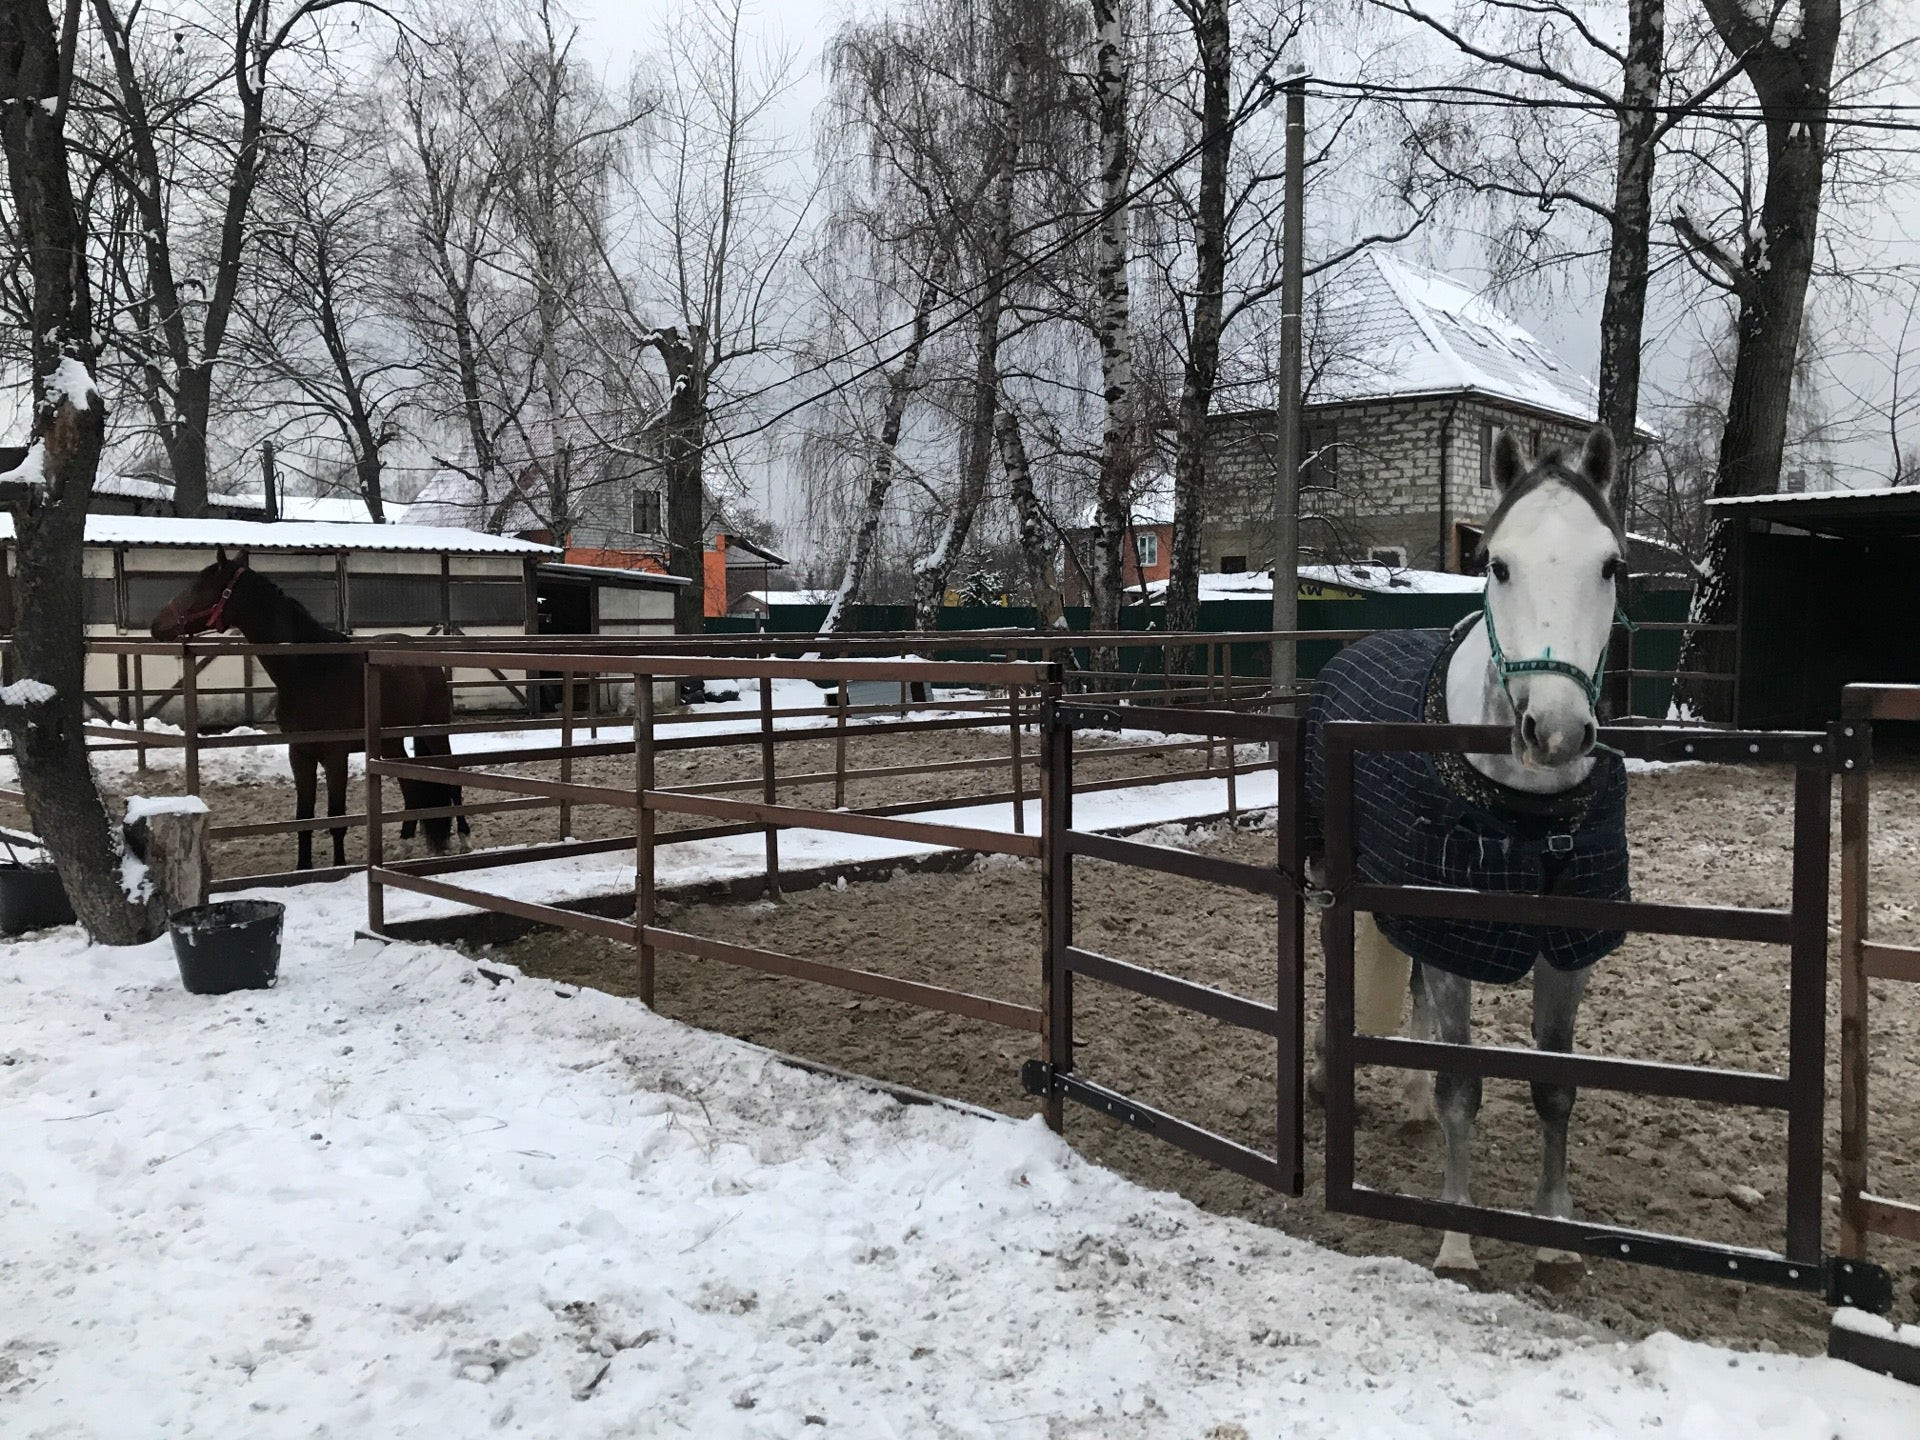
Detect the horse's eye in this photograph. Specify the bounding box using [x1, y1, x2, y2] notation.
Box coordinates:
[1602, 558, 1621, 582]
[1489, 559, 1510, 583]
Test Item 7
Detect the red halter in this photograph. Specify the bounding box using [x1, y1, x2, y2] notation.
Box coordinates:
[203, 566, 246, 633]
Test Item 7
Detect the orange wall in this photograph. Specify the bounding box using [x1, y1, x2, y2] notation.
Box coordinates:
[704, 536, 728, 617]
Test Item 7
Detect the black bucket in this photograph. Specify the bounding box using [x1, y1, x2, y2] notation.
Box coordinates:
[0, 862, 75, 935]
[169, 899, 285, 995]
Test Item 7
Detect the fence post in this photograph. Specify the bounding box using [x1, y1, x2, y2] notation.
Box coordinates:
[1008, 687, 1025, 834]
[1205, 641, 1218, 770]
[834, 678, 849, 810]
[635, 671, 656, 1008]
[1839, 712, 1871, 1260]
[116, 654, 129, 724]
[365, 659, 385, 934]
[180, 645, 200, 797]
[1225, 714, 1239, 822]
[559, 670, 575, 839]
[1784, 761, 1832, 1265]
[1038, 679, 1070, 1134]
[133, 652, 149, 772]
[243, 650, 256, 727]
[760, 674, 780, 899]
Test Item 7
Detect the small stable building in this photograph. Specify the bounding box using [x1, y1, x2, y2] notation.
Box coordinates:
[1707, 488, 1920, 729]
[0, 514, 673, 722]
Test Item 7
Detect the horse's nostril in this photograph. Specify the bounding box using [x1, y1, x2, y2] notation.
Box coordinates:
[1520, 713, 1539, 746]
[1582, 721, 1597, 751]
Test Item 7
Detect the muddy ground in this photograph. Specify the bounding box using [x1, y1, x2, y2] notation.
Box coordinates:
[33, 726, 1920, 1354]
[460, 761, 1920, 1356]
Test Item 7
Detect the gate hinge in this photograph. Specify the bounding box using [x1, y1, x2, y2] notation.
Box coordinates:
[1056, 704, 1125, 733]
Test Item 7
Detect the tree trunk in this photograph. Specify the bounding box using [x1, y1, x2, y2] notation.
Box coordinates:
[649, 325, 710, 634]
[166, 365, 212, 517]
[0, 0, 164, 944]
[1164, 0, 1231, 649]
[356, 446, 387, 524]
[821, 274, 937, 637]
[1088, 0, 1136, 635]
[1677, 0, 1840, 718]
[996, 407, 1064, 627]
[1597, 0, 1663, 511]
[912, 52, 1025, 630]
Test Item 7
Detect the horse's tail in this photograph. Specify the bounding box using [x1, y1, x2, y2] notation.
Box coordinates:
[409, 665, 464, 850]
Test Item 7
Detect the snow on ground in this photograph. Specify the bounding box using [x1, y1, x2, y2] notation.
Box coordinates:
[1, 879, 1912, 1438]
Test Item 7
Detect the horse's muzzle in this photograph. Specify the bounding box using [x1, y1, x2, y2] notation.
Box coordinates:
[1514, 706, 1597, 768]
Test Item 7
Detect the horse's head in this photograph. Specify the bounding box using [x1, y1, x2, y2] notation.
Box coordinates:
[150, 548, 252, 640]
[1477, 425, 1625, 769]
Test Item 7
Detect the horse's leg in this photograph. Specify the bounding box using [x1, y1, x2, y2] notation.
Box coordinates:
[452, 783, 471, 853]
[408, 731, 455, 856]
[326, 749, 350, 868]
[1531, 960, 1591, 1287]
[1422, 963, 1482, 1279]
[1308, 904, 1411, 1106]
[292, 749, 318, 871]
[1403, 959, 1438, 1125]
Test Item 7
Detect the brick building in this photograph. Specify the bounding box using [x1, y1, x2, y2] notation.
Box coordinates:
[1201, 252, 1629, 574]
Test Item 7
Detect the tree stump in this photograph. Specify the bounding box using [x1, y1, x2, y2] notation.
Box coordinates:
[123, 800, 211, 915]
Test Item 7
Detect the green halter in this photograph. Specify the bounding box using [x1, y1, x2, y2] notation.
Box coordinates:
[1481, 587, 1637, 711]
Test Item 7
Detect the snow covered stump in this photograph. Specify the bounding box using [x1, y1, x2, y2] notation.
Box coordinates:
[122, 795, 211, 914]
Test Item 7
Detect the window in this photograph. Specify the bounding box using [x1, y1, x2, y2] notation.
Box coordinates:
[632, 488, 663, 534]
[1302, 423, 1339, 490]
[1219, 555, 1247, 574]
[349, 574, 442, 628]
[1369, 546, 1407, 568]
[84, 577, 117, 626]
[450, 581, 525, 626]
[1133, 530, 1159, 569]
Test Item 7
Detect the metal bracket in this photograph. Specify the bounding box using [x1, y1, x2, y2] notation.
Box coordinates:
[1578, 1231, 1893, 1312]
[1021, 1061, 1160, 1135]
[1056, 704, 1125, 733]
[1829, 720, 1873, 776]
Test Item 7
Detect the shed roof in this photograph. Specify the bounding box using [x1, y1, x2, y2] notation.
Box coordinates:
[0, 514, 559, 556]
[1705, 487, 1920, 538]
[539, 561, 688, 588]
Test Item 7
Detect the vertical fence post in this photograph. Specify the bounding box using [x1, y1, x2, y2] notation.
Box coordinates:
[1321, 731, 1358, 1209]
[759, 674, 780, 899]
[1009, 687, 1026, 835]
[1039, 679, 1070, 1134]
[133, 651, 149, 772]
[116, 654, 129, 724]
[834, 678, 849, 810]
[559, 668, 575, 839]
[635, 671, 656, 1008]
[1839, 709, 1871, 1260]
[1273, 710, 1307, 1191]
[243, 650, 256, 727]
[1225, 712, 1239, 822]
[365, 659, 385, 934]
[1205, 642, 1218, 770]
[180, 645, 200, 797]
[1785, 760, 1832, 1264]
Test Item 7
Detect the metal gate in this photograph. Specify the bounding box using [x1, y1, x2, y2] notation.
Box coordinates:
[1318, 717, 1888, 1308]
[1022, 701, 1307, 1193]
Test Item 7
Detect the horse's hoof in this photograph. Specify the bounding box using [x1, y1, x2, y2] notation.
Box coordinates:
[1305, 1061, 1327, 1109]
[1531, 1249, 1588, 1291]
[1400, 1072, 1436, 1127]
[454, 832, 472, 856]
[1433, 1232, 1480, 1283]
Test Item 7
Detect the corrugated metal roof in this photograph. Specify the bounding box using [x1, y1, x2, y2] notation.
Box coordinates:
[0, 514, 559, 556]
[1704, 486, 1920, 508]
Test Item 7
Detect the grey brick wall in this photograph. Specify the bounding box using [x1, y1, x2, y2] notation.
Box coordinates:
[1201, 397, 1593, 571]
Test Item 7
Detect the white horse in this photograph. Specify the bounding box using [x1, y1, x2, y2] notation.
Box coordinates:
[1309, 423, 1629, 1286]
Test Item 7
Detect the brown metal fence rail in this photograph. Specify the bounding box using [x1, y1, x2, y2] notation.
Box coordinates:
[1319, 718, 1890, 1309]
[1838, 685, 1920, 1259]
[364, 650, 1071, 1033]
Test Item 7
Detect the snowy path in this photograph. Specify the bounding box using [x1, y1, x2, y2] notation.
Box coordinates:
[0, 885, 1912, 1437]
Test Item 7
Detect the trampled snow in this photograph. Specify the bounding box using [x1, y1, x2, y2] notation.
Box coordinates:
[1, 878, 1912, 1437]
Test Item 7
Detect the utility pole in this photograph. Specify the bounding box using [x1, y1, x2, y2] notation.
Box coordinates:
[260, 440, 278, 523]
[1269, 70, 1307, 716]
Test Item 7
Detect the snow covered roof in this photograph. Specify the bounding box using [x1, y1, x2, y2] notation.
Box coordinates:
[1304, 253, 1603, 425]
[1074, 469, 1176, 531]
[745, 588, 836, 606]
[1133, 564, 1484, 601]
[0, 513, 559, 556]
[1703, 485, 1912, 508]
[94, 474, 266, 511]
[275, 494, 410, 525]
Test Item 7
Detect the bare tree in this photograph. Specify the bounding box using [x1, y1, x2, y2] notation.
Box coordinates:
[237, 117, 411, 520]
[85, 0, 367, 515]
[0, 0, 166, 943]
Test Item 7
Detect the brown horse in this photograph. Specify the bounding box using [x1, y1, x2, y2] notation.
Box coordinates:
[151, 549, 470, 869]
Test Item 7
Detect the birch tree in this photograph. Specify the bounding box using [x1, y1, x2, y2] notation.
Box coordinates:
[1085, 0, 1138, 634]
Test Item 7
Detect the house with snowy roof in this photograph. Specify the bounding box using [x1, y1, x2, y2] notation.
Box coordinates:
[1201, 251, 1643, 574]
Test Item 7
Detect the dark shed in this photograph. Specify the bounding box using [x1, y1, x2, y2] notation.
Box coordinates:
[1708, 488, 1920, 729]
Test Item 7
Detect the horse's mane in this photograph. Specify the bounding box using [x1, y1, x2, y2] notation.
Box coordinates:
[1473, 449, 1625, 568]
[244, 569, 347, 644]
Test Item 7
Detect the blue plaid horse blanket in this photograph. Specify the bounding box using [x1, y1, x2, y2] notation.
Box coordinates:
[1302, 624, 1630, 985]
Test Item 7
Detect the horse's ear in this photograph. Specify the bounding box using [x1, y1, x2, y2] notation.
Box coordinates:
[215, 547, 227, 564]
[1490, 428, 1526, 492]
[233, 548, 250, 568]
[1576, 424, 1621, 514]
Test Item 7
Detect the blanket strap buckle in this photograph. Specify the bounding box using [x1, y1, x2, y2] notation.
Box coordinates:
[1545, 833, 1575, 855]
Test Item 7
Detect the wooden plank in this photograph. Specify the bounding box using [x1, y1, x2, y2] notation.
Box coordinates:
[1863, 1194, 1920, 1245]
[1351, 882, 1794, 945]
[376, 866, 640, 945]
[1863, 942, 1920, 984]
[643, 789, 1041, 859]
[372, 758, 637, 810]
[643, 924, 1039, 1031]
[1353, 1035, 1790, 1109]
